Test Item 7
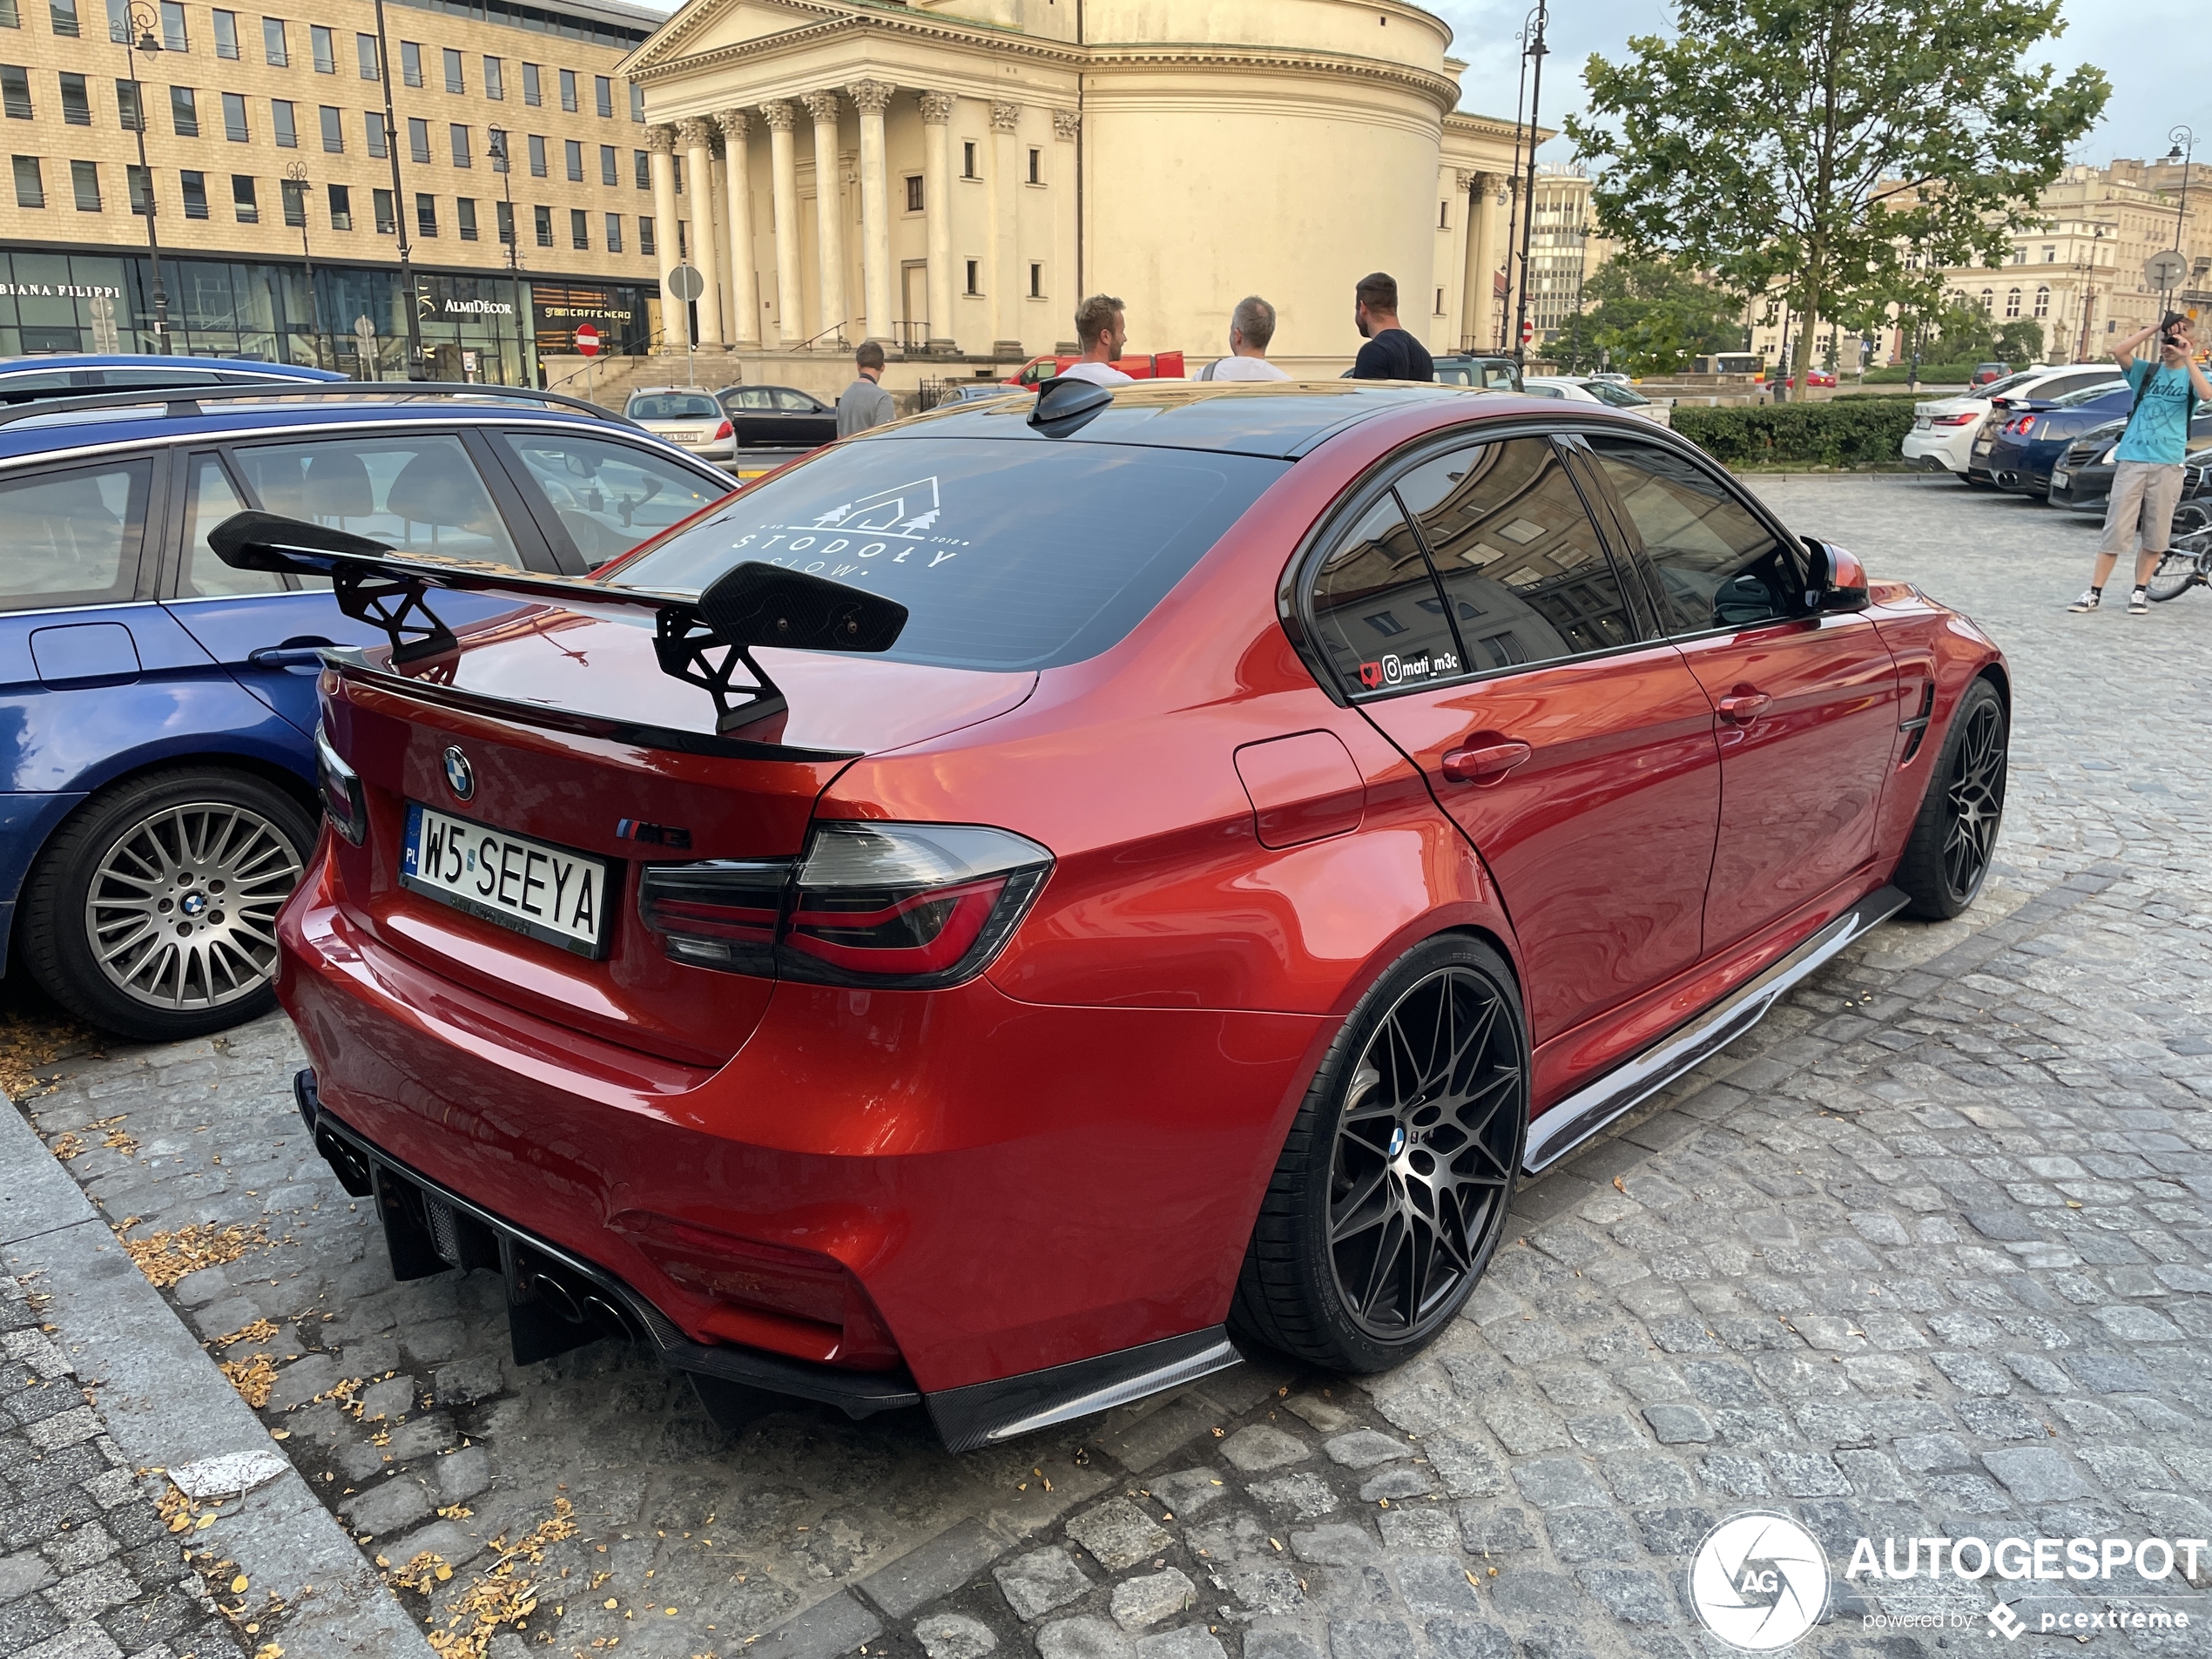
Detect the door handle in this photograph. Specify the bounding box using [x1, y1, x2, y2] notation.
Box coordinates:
[1716, 690, 1773, 725]
[1441, 739, 1533, 784]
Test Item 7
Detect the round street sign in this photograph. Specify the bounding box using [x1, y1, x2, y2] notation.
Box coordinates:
[2146, 248, 2188, 291]
[665, 262, 705, 303]
[573, 323, 602, 358]
[1521, 320, 1534, 344]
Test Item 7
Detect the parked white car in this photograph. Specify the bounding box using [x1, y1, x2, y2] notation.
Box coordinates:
[624, 387, 736, 463]
[1900, 364, 2123, 480]
[1522, 375, 1674, 428]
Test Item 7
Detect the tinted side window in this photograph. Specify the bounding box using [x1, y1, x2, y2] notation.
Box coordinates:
[0, 459, 152, 612]
[233, 434, 522, 567]
[497, 430, 726, 568]
[1396, 437, 1636, 669]
[772, 388, 818, 413]
[180, 454, 285, 596]
[1583, 435, 1804, 633]
[1307, 495, 1462, 693]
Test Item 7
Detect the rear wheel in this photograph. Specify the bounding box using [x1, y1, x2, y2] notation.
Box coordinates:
[2146, 549, 2203, 604]
[20, 769, 315, 1042]
[1231, 936, 1527, 1372]
[1893, 679, 2008, 921]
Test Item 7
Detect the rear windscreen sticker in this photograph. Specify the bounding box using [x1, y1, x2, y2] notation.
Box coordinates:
[722, 477, 970, 578]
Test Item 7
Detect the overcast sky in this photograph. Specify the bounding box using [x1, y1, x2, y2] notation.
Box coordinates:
[1426, 0, 2207, 172]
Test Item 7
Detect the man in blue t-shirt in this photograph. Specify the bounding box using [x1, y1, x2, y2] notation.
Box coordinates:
[2070, 312, 2212, 615]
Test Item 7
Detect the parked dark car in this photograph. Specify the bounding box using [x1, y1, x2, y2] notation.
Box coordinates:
[0, 353, 343, 404]
[2048, 408, 2212, 511]
[715, 384, 838, 448]
[0, 384, 733, 1042]
[1976, 380, 2129, 497]
[1970, 362, 2012, 388]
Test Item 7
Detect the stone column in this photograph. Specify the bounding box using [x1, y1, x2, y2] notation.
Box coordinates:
[1467, 172, 1503, 352]
[760, 100, 803, 344]
[718, 109, 760, 347]
[918, 91, 957, 354]
[678, 117, 724, 347]
[648, 125, 686, 351]
[802, 90, 847, 344]
[1052, 110, 1080, 352]
[988, 100, 1022, 356]
[1442, 170, 1476, 353]
[848, 79, 895, 347]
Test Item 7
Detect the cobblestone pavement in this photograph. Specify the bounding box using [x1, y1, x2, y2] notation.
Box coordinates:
[0, 1274, 239, 1659]
[7, 476, 2212, 1659]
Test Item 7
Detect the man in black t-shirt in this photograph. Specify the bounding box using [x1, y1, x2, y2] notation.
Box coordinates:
[1350, 272, 1436, 381]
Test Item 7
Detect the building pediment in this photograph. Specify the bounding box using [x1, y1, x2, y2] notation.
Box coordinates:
[624, 0, 1079, 80]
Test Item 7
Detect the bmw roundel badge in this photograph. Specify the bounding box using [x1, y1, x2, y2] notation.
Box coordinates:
[442, 745, 475, 801]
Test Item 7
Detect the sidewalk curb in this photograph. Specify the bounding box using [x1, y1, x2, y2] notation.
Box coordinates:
[0, 1099, 435, 1659]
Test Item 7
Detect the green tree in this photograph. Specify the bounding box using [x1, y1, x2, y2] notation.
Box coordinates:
[1994, 317, 2046, 365]
[1566, 0, 2107, 393]
[1566, 256, 1746, 375]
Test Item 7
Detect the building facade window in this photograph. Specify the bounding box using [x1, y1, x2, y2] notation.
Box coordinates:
[11, 152, 42, 206]
[270, 97, 293, 146]
[58, 70, 86, 123]
[279, 172, 302, 224]
[170, 84, 195, 136]
[158, 0, 185, 50]
[533, 201, 550, 246]
[48, 0, 76, 36]
[231, 171, 255, 219]
[407, 115, 427, 162]
[448, 121, 468, 165]
[637, 213, 652, 256]
[1028, 262, 1042, 297]
[455, 195, 475, 239]
[494, 198, 510, 242]
[260, 16, 282, 65]
[179, 166, 207, 217]
[2004, 287, 2020, 318]
[400, 40, 420, 86]
[563, 137, 579, 180]
[570, 205, 586, 248]
[415, 191, 435, 236]
[114, 77, 138, 128]
[1978, 288, 1993, 313]
[904, 173, 921, 212]
[442, 46, 461, 92]
[961, 140, 976, 179]
[308, 22, 332, 72]
[318, 102, 340, 152]
[363, 109, 383, 155]
[521, 62, 539, 105]
[629, 81, 642, 122]
[372, 185, 392, 233]
[482, 56, 500, 99]
[527, 132, 543, 176]
[220, 89, 246, 140]
[964, 258, 979, 294]
[558, 67, 576, 111]
[632, 147, 645, 188]
[69, 155, 97, 208]
[0, 64, 26, 118]
[593, 73, 610, 117]
[1027, 147, 1040, 184]
[598, 142, 614, 185]
[355, 31, 374, 78]
[604, 211, 619, 251]
[327, 179, 348, 228]
[2033, 286, 2050, 319]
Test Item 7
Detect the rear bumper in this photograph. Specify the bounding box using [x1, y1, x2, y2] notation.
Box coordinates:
[277, 869, 1318, 1420]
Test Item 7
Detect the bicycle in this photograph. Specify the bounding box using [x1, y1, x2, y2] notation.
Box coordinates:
[2147, 469, 2212, 604]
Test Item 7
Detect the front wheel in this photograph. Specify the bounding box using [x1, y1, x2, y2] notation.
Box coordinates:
[2146, 549, 2204, 604]
[19, 769, 316, 1042]
[1893, 678, 2008, 921]
[1231, 936, 1527, 1372]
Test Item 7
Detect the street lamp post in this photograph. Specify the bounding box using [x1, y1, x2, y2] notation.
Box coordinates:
[488, 130, 529, 386]
[118, 3, 168, 353]
[1511, 0, 1550, 368]
[369, 0, 422, 376]
[282, 161, 329, 369]
[2168, 127, 2195, 257]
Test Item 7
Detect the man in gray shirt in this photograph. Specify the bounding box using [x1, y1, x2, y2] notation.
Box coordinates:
[836, 341, 897, 437]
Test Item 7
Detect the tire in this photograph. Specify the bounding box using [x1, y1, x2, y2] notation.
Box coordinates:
[1231, 935, 1527, 1372]
[20, 769, 317, 1043]
[2145, 550, 2202, 604]
[1893, 678, 2008, 921]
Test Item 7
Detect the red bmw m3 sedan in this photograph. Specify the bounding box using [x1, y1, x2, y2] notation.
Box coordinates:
[228, 378, 2009, 1451]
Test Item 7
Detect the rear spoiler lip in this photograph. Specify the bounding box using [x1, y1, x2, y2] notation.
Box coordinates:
[321, 644, 865, 764]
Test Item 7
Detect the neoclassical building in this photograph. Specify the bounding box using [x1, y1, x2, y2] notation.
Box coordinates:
[620, 0, 1528, 370]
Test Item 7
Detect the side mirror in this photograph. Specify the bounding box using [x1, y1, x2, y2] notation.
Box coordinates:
[1806, 539, 1870, 615]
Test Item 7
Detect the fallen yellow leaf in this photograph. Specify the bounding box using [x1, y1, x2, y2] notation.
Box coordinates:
[232, 1575, 250, 1594]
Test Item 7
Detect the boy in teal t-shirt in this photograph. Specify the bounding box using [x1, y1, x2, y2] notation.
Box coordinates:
[2069, 313, 2212, 615]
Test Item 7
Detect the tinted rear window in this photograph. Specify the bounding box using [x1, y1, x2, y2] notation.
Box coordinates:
[631, 394, 719, 420]
[613, 436, 1287, 671]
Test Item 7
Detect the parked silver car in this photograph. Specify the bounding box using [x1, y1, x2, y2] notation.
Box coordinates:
[624, 387, 734, 462]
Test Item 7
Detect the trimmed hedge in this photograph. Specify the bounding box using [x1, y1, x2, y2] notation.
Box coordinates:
[1861, 361, 1992, 384]
[1673, 397, 1920, 468]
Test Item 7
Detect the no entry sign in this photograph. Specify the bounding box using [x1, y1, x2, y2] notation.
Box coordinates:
[574, 324, 602, 358]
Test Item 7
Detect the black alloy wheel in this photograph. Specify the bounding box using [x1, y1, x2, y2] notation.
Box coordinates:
[1233, 936, 1527, 1372]
[1895, 678, 2008, 921]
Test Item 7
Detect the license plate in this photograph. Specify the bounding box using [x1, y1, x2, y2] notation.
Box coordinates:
[401, 802, 613, 957]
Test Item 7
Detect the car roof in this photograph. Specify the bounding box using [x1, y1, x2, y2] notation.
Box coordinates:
[0, 393, 695, 467]
[880, 379, 1505, 459]
[0, 353, 344, 380]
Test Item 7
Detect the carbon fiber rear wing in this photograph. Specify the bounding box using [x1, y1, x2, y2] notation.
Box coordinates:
[209, 509, 907, 735]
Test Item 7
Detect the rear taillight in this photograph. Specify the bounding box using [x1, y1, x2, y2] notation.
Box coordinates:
[314, 724, 366, 845]
[1932, 412, 1979, 427]
[2003, 415, 2036, 435]
[713, 419, 733, 440]
[638, 822, 1053, 990]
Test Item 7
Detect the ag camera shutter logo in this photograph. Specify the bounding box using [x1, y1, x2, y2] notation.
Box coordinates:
[1689, 1512, 1831, 1650]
